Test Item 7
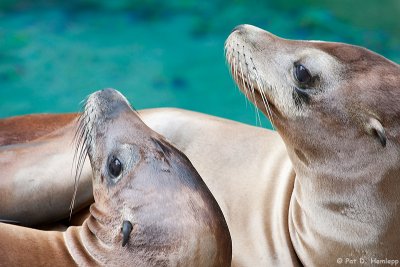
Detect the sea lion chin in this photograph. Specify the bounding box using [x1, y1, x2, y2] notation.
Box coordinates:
[226, 24, 400, 266]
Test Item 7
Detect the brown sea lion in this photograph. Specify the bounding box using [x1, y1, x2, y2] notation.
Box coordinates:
[0, 89, 232, 266]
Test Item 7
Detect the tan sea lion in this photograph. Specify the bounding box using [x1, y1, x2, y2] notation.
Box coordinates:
[0, 89, 232, 266]
[224, 24, 400, 266]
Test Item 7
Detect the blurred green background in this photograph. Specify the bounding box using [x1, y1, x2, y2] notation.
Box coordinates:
[0, 0, 399, 128]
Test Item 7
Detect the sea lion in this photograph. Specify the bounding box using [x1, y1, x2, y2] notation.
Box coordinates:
[0, 89, 232, 266]
[225, 24, 400, 266]
[1, 108, 297, 266]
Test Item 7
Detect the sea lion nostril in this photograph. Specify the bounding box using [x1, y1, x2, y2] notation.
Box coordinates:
[232, 24, 246, 33]
[121, 220, 133, 247]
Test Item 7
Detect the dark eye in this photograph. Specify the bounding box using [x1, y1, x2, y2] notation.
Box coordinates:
[294, 64, 312, 84]
[109, 157, 122, 178]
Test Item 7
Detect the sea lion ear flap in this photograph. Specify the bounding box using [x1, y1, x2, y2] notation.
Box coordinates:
[366, 117, 386, 147]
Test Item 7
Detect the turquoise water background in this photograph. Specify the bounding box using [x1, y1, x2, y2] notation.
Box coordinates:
[0, 0, 399, 128]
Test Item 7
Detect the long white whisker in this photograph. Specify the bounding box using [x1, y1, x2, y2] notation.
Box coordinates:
[237, 51, 250, 103]
[260, 86, 275, 129]
[238, 53, 252, 109]
[250, 58, 276, 129]
[229, 49, 249, 108]
[255, 73, 275, 128]
[245, 60, 262, 126]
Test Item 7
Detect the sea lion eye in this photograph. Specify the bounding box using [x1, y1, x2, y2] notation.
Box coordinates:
[294, 64, 312, 84]
[109, 157, 122, 178]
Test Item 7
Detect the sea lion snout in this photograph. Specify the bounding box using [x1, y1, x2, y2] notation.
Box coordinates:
[85, 88, 132, 122]
[230, 24, 277, 40]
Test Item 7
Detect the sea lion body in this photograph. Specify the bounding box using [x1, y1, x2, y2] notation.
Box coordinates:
[0, 114, 93, 226]
[0, 89, 231, 266]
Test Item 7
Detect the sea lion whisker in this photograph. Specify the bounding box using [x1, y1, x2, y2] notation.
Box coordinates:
[73, 121, 89, 172]
[227, 50, 242, 106]
[70, 129, 92, 217]
[247, 71, 262, 127]
[250, 58, 276, 129]
[70, 142, 88, 218]
[256, 78, 275, 129]
[259, 87, 275, 129]
[76, 124, 92, 173]
[70, 105, 93, 219]
[72, 110, 90, 157]
[253, 79, 270, 125]
[235, 47, 254, 108]
[238, 59, 249, 104]
[225, 48, 236, 85]
[240, 45, 262, 127]
[72, 113, 88, 179]
[231, 52, 250, 108]
[238, 54, 252, 109]
[239, 59, 251, 105]
[73, 120, 88, 165]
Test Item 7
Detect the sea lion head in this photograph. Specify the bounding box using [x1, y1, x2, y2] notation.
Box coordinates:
[225, 24, 400, 175]
[74, 88, 231, 265]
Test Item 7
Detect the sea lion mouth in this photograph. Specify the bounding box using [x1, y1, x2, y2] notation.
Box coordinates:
[225, 42, 276, 125]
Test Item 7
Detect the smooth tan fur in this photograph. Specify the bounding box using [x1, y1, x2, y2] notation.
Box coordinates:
[140, 109, 301, 266]
[0, 115, 93, 226]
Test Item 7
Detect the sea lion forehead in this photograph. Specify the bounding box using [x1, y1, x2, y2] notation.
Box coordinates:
[312, 41, 400, 76]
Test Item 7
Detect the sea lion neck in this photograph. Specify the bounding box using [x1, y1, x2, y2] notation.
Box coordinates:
[273, 103, 400, 267]
[85, 201, 125, 243]
[287, 160, 400, 266]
